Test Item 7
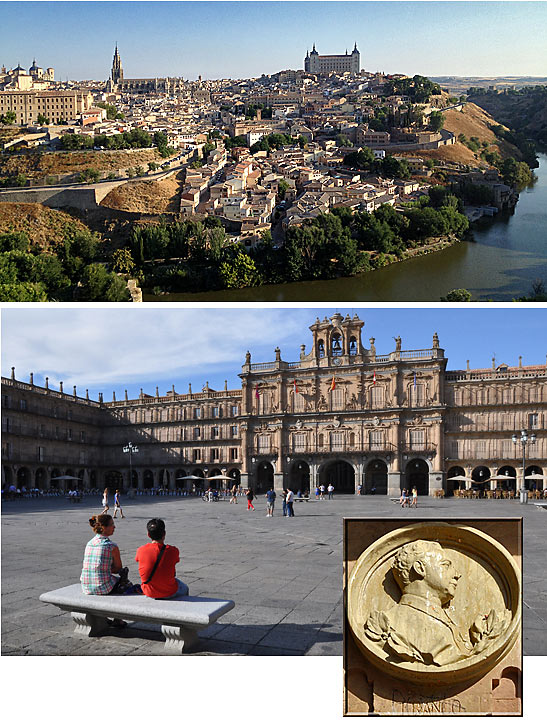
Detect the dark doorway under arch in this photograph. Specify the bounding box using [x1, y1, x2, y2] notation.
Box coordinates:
[405, 459, 429, 496]
[320, 460, 355, 494]
[288, 461, 310, 493]
[143, 469, 155, 489]
[496, 465, 516, 491]
[365, 459, 388, 494]
[472, 465, 491, 493]
[256, 462, 274, 493]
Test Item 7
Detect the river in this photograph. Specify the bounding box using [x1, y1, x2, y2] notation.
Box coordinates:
[146, 153, 547, 302]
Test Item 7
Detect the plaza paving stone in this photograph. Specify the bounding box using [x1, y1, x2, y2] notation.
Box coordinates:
[1, 493, 546, 656]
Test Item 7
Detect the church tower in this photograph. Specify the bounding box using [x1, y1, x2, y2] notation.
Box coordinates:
[110, 44, 123, 88]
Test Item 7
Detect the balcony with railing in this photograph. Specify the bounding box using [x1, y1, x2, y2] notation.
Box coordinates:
[282, 441, 398, 455]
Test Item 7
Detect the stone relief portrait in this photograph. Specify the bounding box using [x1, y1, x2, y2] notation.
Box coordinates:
[364, 539, 511, 668]
[346, 522, 521, 686]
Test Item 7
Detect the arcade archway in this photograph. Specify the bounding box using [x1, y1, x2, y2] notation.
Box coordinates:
[288, 461, 310, 493]
[525, 465, 544, 491]
[143, 469, 155, 489]
[446, 466, 466, 497]
[404, 459, 429, 496]
[472, 465, 491, 492]
[364, 459, 388, 494]
[256, 462, 274, 493]
[320, 460, 355, 494]
[496, 465, 516, 491]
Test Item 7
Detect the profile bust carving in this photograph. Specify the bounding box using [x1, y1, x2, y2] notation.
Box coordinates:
[364, 540, 510, 667]
[347, 523, 521, 684]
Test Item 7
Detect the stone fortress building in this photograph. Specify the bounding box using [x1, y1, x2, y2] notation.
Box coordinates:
[304, 44, 360, 75]
[2, 314, 545, 496]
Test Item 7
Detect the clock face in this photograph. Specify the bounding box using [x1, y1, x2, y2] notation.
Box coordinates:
[333, 357, 342, 366]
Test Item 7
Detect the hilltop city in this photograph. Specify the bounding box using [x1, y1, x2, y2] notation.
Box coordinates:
[0, 47, 541, 301]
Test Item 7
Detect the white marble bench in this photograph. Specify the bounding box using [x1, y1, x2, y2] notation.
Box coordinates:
[39, 583, 235, 654]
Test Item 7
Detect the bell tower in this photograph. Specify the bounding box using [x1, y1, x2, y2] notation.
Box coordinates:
[110, 44, 123, 88]
[305, 313, 366, 365]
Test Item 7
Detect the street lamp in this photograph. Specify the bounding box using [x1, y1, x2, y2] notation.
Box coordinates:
[123, 442, 139, 488]
[512, 430, 536, 496]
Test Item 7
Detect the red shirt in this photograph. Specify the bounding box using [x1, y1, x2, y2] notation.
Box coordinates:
[135, 542, 180, 598]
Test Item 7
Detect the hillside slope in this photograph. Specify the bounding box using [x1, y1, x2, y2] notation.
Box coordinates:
[469, 87, 547, 146]
[0, 148, 161, 179]
[0, 202, 97, 248]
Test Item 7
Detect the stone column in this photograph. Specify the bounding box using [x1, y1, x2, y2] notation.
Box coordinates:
[388, 471, 401, 497]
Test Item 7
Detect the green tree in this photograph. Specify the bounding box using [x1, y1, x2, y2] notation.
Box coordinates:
[219, 248, 260, 288]
[112, 248, 136, 274]
[277, 179, 289, 200]
[79, 264, 130, 301]
[0, 231, 30, 252]
[37, 114, 50, 126]
[1, 111, 16, 124]
[0, 281, 48, 301]
[440, 288, 472, 302]
[428, 111, 445, 132]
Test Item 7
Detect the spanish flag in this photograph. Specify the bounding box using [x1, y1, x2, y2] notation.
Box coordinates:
[255, 384, 260, 399]
[373, 371, 376, 385]
[330, 376, 336, 391]
[293, 379, 299, 394]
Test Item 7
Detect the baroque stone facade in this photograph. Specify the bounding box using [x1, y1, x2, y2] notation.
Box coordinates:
[2, 314, 546, 495]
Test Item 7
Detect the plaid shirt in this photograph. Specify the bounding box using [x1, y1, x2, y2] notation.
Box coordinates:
[80, 534, 117, 595]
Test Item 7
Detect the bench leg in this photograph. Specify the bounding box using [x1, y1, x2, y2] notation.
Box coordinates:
[71, 611, 109, 637]
[161, 624, 199, 654]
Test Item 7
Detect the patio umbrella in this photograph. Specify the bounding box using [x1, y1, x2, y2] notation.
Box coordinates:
[525, 473, 545, 480]
[176, 475, 205, 481]
[447, 475, 471, 482]
[51, 475, 81, 481]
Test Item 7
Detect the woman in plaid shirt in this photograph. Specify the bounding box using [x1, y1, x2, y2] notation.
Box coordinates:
[81, 514, 124, 595]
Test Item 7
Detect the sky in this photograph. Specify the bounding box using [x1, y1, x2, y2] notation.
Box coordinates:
[1, 305, 546, 401]
[2, 1, 547, 81]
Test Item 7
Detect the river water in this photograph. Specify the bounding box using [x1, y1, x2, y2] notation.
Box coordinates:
[146, 153, 547, 302]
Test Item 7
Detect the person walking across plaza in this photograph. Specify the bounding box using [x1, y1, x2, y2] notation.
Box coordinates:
[266, 487, 276, 517]
[320, 484, 325, 500]
[411, 486, 418, 508]
[112, 489, 125, 519]
[315, 486, 320, 500]
[101, 487, 109, 513]
[135, 518, 185, 599]
[230, 484, 238, 504]
[246, 487, 255, 511]
[282, 489, 287, 516]
[400, 488, 409, 507]
[286, 488, 295, 517]
[327, 483, 334, 500]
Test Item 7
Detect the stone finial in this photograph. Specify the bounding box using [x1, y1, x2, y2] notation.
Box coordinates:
[492, 356, 496, 369]
[99, 392, 103, 404]
[275, 346, 281, 361]
[245, 350, 251, 364]
[113, 391, 116, 401]
[73, 385, 77, 398]
[519, 355, 522, 368]
[155, 386, 159, 398]
[300, 343, 306, 359]
[86, 389, 89, 400]
[172, 384, 175, 395]
[188, 383, 192, 394]
[370, 337, 376, 351]
[30, 372, 34, 385]
[224, 379, 228, 391]
[11, 366, 15, 380]
[466, 360, 470, 371]
[432, 332, 439, 349]
[45, 377, 49, 389]
[59, 381, 63, 393]
[139, 388, 144, 399]
[204, 381, 209, 391]
[125, 389, 128, 401]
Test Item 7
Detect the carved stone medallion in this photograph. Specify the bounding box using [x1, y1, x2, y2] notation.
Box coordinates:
[347, 522, 520, 685]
